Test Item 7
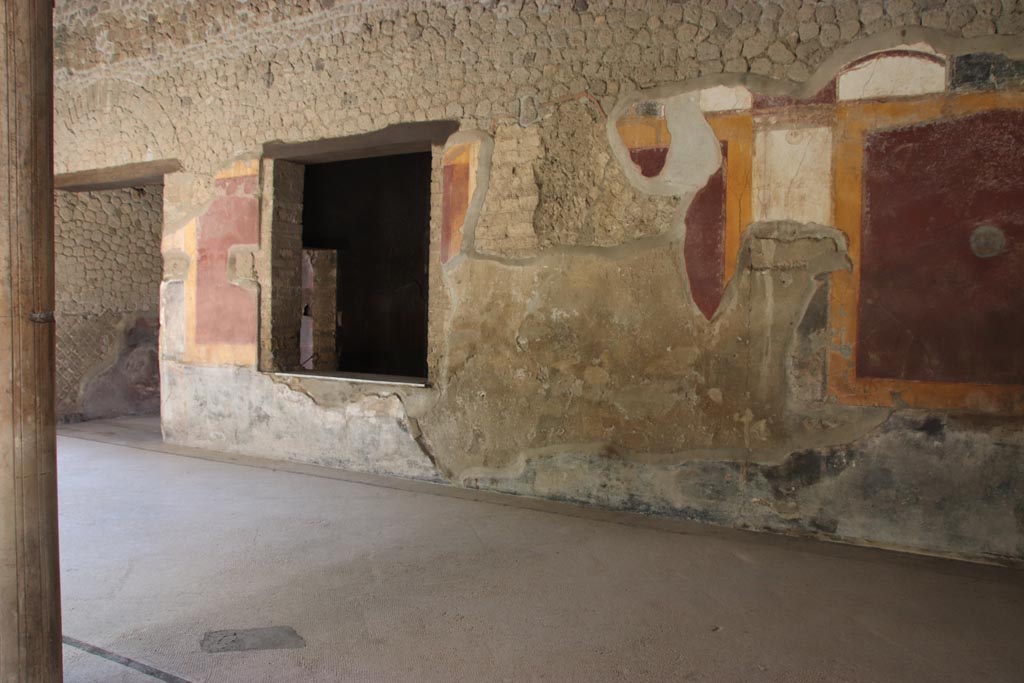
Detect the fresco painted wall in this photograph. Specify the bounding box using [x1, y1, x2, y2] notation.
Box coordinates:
[161, 160, 261, 369]
[54, 0, 1024, 564]
[858, 109, 1024, 386]
[597, 45, 1024, 417]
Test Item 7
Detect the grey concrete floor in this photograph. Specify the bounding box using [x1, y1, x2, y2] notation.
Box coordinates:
[58, 417, 1024, 683]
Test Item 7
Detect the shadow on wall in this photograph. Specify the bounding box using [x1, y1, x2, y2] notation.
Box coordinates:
[79, 314, 161, 422]
[58, 313, 161, 424]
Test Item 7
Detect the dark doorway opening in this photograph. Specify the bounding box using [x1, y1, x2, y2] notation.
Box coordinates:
[302, 152, 431, 379]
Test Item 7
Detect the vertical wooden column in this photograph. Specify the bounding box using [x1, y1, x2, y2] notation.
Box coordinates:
[0, 1, 63, 681]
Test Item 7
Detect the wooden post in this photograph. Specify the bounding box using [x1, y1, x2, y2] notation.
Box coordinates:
[0, 1, 63, 681]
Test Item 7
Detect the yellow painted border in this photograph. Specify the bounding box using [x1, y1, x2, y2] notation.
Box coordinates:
[829, 90, 1024, 414]
[215, 158, 260, 181]
[615, 114, 671, 150]
[707, 113, 754, 283]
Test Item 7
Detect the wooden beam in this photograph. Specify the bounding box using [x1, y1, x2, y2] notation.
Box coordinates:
[263, 121, 459, 165]
[54, 159, 182, 192]
[0, 1, 63, 680]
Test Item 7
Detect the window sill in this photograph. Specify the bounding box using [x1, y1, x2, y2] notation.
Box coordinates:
[270, 370, 430, 388]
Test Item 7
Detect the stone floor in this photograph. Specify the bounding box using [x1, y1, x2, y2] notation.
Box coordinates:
[58, 417, 1024, 682]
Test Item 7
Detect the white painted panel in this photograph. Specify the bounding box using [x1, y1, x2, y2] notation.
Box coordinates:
[699, 85, 753, 113]
[837, 54, 946, 101]
[753, 126, 833, 225]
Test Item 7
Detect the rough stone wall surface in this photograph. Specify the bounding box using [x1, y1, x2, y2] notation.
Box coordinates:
[53, 1, 1024, 564]
[534, 101, 680, 248]
[55, 186, 163, 420]
[53, 0, 1024, 179]
[259, 159, 304, 372]
[474, 125, 542, 257]
[301, 249, 339, 370]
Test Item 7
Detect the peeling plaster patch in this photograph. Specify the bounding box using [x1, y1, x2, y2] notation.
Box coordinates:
[615, 100, 671, 177]
[161, 361, 439, 481]
[753, 126, 832, 225]
[226, 245, 258, 286]
[163, 249, 189, 281]
[837, 51, 947, 101]
[159, 281, 186, 362]
[463, 411, 1024, 562]
[608, 93, 721, 198]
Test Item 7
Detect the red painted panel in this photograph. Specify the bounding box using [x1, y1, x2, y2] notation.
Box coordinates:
[616, 103, 671, 178]
[628, 147, 669, 178]
[441, 160, 470, 264]
[195, 174, 259, 345]
[858, 110, 1024, 384]
[684, 143, 728, 320]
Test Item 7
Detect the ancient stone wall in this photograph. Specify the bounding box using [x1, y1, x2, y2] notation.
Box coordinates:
[259, 160, 304, 372]
[54, 0, 1024, 563]
[54, 186, 163, 421]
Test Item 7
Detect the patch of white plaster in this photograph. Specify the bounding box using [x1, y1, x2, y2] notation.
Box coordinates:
[699, 85, 753, 113]
[161, 362, 439, 481]
[159, 281, 186, 362]
[607, 92, 721, 198]
[837, 53, 946, 101]
[753, 126, 833, 225]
